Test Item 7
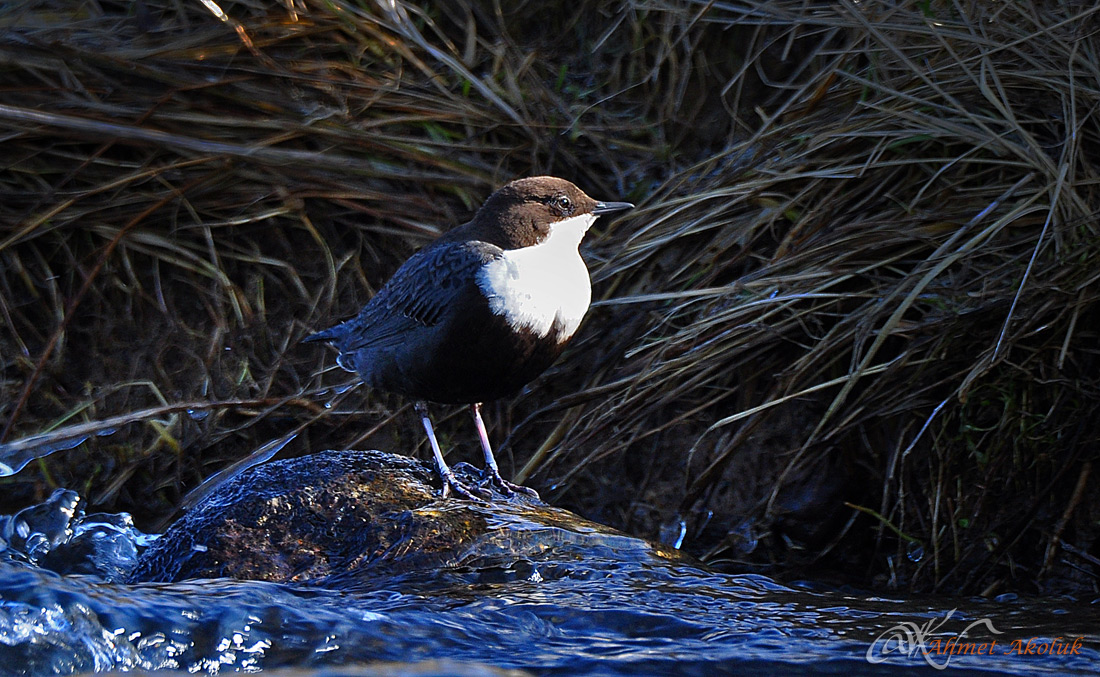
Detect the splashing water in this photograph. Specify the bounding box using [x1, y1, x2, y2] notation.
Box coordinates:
[0, 490, 1097, 676]
[0, 435, 89, 477]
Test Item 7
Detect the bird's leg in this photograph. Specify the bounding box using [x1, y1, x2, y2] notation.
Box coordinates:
[415, 401, 487, 501]
[470, 403, 539, 499]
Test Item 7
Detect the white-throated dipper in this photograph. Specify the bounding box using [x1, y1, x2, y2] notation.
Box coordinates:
[305, 176, 633, 500]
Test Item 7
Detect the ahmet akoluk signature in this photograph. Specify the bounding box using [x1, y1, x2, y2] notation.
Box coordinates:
[866, 608, 1083, 670]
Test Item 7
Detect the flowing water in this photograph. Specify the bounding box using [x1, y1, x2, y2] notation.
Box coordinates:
[1, 489, 1097, 676]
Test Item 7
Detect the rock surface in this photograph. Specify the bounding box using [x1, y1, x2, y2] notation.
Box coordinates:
[129, 450, 683, 583]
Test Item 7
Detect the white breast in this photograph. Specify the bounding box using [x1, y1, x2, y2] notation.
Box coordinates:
[476, 214, 594, 340]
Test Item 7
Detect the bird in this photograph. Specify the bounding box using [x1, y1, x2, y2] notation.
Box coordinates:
[305, 176, 634, 500]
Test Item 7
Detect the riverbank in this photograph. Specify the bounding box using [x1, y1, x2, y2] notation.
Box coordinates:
[1, 0, 1097, 596]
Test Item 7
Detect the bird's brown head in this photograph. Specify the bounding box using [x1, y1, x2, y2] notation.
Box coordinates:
[469, 176, 632, 250]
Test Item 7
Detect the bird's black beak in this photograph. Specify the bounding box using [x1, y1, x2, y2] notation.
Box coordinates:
[593, 200, 634, 215]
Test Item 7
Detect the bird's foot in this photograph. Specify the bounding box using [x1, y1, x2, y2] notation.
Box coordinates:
[485, 469, 540, 500]
[440, 465, 491, 501]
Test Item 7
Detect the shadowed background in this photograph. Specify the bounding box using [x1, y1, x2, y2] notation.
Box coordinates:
[1, 0, 1098, 596]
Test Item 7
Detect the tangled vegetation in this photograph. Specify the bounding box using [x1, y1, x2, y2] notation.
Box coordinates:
[1, 0, 1098, 595]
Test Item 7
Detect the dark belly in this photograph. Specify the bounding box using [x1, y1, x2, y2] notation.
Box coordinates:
[367, 300, 571, 404]
[422, 309, 568, 403]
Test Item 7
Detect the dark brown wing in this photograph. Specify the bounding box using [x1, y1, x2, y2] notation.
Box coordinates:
[305, 240, 503, 352]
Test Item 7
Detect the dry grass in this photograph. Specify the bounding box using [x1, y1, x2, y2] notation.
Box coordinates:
[2, 0, 1098, 594]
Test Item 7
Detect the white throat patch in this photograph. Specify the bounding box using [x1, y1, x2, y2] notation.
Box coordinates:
[476, 213, 594, 340]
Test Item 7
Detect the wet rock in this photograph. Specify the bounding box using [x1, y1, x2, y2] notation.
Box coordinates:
[129, 450, 682, 583]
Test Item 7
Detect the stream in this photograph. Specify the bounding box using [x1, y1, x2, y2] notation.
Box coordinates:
[1, 487, 1097, 676]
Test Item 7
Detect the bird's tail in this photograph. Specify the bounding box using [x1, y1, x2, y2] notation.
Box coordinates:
[303, 322, 358, 374]
[302, 324, 343, 343]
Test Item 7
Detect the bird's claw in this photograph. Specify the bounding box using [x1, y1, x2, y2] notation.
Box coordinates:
[439, 465, 537, 502]
[487, 472, 539, 500]
[441, 472, 492, 501]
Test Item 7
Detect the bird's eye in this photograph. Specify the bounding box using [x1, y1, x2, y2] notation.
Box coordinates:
[553, 195, 573, 214]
